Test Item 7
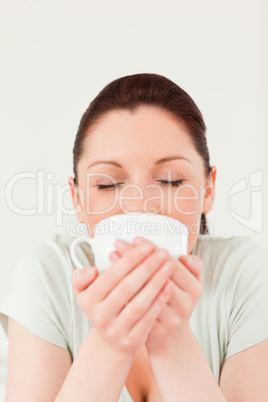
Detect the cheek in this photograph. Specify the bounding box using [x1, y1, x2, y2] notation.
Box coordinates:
[86, 189, 118, 214]
[84, 200, 119, 237]
[79, 171, 119, 215]
[172, 184, 204, 218]
[79, 185, 120, 236]
[168, 184, 205, 253]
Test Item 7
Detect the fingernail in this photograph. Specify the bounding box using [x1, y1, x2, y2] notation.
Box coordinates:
[86, 267, 95, 277]
[114, 239, 127, 249]
[133, 237, 144, 245]
[109, 251, 121, 262]
[139, 243, 153, 254]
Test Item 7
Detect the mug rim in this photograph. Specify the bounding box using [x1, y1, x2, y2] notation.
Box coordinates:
[92, 212, 189, 236]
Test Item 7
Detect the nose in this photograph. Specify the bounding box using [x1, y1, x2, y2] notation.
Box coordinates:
[119, 183, 163, 214]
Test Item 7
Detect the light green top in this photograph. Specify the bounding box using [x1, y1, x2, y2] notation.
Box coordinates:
[1, 234, 268, 401]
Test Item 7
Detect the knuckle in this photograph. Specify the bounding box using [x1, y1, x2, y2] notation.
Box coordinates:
[121, 279, 136, 298]
[131, 304, 144, 317]
[170, 315, 180, 328]
[121, 337, 130, 349]
[106, 325, 117, 339]
[91, 308, 106, 328]
[151, 271, 167, 290]
[179, 298, 192, 318]
[121, 336, 135, 350]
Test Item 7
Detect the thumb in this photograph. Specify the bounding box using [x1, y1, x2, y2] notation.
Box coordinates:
[72, 266, 98, 296]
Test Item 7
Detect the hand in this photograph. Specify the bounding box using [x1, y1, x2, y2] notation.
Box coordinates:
[111, 237, 203, 353]
[71, 241, 175, 354]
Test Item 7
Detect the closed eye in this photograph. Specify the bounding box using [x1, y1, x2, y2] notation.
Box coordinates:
[97, 180, 185, 191]
[97, 183, 123, 191]
[158, 180, 185, 187]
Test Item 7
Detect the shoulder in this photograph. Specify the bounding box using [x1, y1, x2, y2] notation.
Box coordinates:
[13, 233, 96, 294]
[5, 234, 79, 310]
[16, 232, 95, 273]
[20, 233, 76, 260]
[193, 234, 268, 264]
[193, 233, 257, 253]
[15, 233, 76, 279]
[1, 234, 81, 350]
[193, 234, 268, 286]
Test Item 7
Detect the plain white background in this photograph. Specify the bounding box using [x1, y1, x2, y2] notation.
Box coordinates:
[0, 0, 267, 397]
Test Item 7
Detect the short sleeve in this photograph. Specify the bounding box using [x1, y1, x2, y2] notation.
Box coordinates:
[0, 240, 73, 351]
[225, 240, 268, 360]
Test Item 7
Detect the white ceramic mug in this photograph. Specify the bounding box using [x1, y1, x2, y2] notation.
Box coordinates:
[70, 212, 188, 273]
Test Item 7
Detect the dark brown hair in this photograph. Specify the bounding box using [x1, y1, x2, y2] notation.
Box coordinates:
[73, 73, 212, 234]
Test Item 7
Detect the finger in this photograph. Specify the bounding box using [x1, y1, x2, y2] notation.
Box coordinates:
[103, 248, 171, 318]
[127, 280, 174, 342]
[155, 302, 182, 330]
[148, 304, 174, 337]
[113, 238, 137, 256]
[133, 238, 203, 284]
[114, 237, 157, 255]
[114, 260, 174, 331]
[147, 318, 166, 338]
[179, 254, 203, 283]
[166, 272, 202, 312]
[117, 238, 201, 295]
[71, 267, 98, 297]
[167, 255, 202, 293]
[108, 251, 121, 263]
[85, 242, 156, 302]
[132, 237, 200, 293]
[132, 236, 150, 246]
[119, 238, 196, 293]
[162, 284, 201, 322]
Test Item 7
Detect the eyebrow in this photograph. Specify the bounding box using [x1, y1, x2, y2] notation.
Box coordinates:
[87, 154, 191, 170]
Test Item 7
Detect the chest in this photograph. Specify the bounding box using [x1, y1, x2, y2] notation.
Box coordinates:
[125, 346, 163, 402]
[73, 291, 226, 389]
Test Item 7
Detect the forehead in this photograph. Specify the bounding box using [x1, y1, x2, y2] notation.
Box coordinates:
[82, 106, 195, 158]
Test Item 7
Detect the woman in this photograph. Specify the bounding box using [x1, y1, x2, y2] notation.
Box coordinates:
[1, 73, 268, 401]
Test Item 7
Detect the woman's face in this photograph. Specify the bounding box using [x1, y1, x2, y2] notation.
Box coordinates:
[69, 106, 216, 253]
